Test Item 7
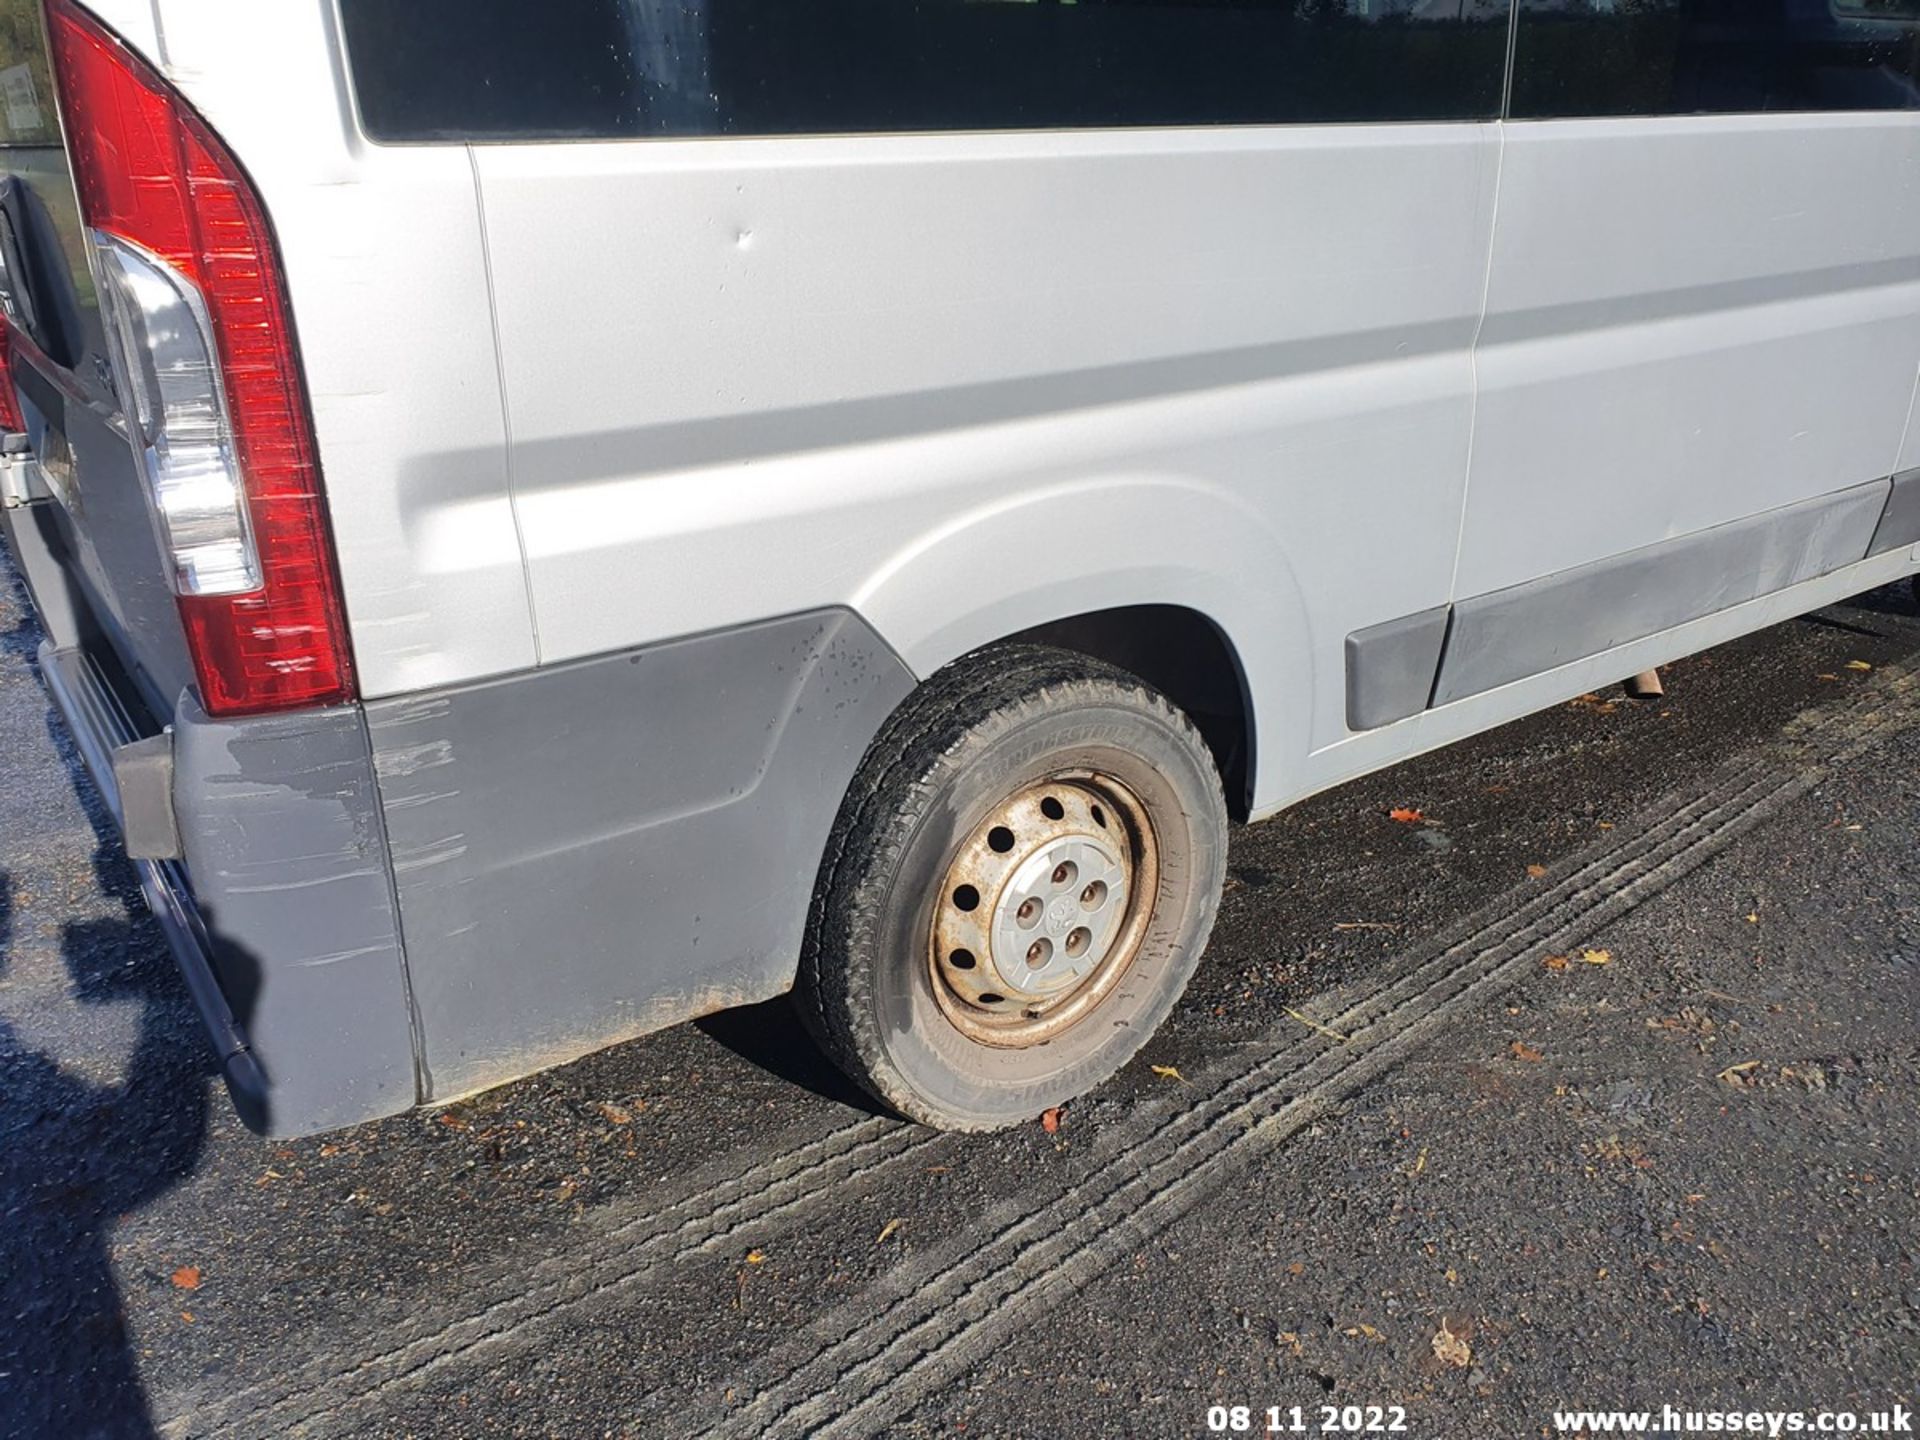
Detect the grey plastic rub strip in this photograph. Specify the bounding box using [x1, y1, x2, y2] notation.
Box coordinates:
[1344, 604, 1451, 731]
[1431, 478, 1890, 706]
[1867, 467, 1920, 557]
[1345, 478, 1898, 728]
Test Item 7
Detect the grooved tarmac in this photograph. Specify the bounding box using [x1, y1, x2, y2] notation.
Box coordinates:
[180, 654, 1920, 1440]
[174, 1117, 942, 1436]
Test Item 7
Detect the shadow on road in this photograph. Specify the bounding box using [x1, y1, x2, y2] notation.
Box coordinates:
[695, 997, 890, 1117]
[0, 847, 214, 1440]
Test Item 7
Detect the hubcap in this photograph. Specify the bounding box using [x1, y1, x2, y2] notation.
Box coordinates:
[930, 774, 1158, 1047]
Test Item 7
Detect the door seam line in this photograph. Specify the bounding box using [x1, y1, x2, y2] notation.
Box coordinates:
[1443, 119, 1508, 610]
[468, 144, 544, 666]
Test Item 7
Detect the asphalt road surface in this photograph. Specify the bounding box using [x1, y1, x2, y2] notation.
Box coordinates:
[2, 553, 1917, 1440]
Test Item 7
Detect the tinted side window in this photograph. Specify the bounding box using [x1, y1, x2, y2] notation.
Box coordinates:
[339, 0, 1512, 143]
[1510, 0, 1920, 118]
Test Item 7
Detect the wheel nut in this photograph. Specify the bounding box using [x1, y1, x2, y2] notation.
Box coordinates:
[1017, 897, 1043, 928]
[1064, 927, 1092, 958]
[1051, 860, 1078, 888]
[1080, 880, 1107, 911]
[1026, 937, 1053, 968]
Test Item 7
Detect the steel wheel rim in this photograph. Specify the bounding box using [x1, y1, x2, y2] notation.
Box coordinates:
[928, 771, 1160, 1048]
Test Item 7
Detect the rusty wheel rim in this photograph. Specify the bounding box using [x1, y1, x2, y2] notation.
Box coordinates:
[928, 771, 1160, 1048]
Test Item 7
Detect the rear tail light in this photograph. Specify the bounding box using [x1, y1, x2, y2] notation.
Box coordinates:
[0, 320, 24, 433]
[46, 0, 354, 715]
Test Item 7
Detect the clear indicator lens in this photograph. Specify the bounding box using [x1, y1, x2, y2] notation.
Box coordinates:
[90, 229, 261, 596]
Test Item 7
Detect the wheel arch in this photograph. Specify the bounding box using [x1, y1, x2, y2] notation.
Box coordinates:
[1005, 605, 1255, 820]
[851, 475, 1312, 817]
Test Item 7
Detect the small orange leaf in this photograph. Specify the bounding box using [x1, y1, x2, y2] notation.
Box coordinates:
[1388, 807, 1424, 824]
[1526, 864, 1549, 878]
[1511, 1041, 1545, 1063]
[1542, 955, 1570, 972]
[1581, 948, 1612, 966]
[1040, 1107, 1063, 1134]
[171, 1266, 202, 1291]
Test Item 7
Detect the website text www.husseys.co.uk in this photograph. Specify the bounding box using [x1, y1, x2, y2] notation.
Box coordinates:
[1552, 1406, 1912, 1435]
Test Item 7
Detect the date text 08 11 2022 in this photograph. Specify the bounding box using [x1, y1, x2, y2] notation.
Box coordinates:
[1207, 1404, 1411, 1434]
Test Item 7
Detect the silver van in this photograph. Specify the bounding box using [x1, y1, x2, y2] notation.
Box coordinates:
[2, 0, 1917, 1137]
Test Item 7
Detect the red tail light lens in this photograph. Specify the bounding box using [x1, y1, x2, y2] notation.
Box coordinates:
[46, 0, 354, 716]
[0, 321, 24, 433]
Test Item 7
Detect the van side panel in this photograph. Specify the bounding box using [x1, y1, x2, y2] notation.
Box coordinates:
[1458, 113, 1920, 603]
[473, 126, 1502, 812]
[151, 1, 539, 698]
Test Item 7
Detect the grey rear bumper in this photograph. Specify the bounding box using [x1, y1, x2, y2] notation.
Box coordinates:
[24, 595, 917, 1136]
[33, 638, 419, 1138]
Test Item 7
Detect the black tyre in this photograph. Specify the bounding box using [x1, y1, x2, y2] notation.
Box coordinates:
[797, 643, 1230, 1130]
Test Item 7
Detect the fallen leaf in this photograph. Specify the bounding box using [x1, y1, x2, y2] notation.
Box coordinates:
[1581, 948, 1612, 966]
[1432, 1318, 1472, 1369]
[875, 1218, 904, 1246]
[179, 1311, 194, 1325]
[1040, 1107, 1063, 1134]
[596, 1101, 633, 1126]
[1411, 1147, 1429, 1176]
[1388, 807, 1425, 824]
[1816, 673, 1839, 682]
[436, 1112, 468, 1131]
[1149, 1064, 1186, 1083]
[1718, 1060, 1761, 1086]
[1745, 913, 1759, 924]
[744, 1249, 768, 1265]
[1526, 864, 1549, 878]
[1542, 955, 1570, 972]
[1511, 1041, 1545, 1063]
[1846, 660, 1873, 672]
[1344, 1322, 1383, 1340]
[171, 1266, 202, 1292]
[318, 1144, 341, 1158]
[1285, 1007, 1351, 1044]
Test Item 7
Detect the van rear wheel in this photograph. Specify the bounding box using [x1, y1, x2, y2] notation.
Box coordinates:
[797, 644, 1229, 1130]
